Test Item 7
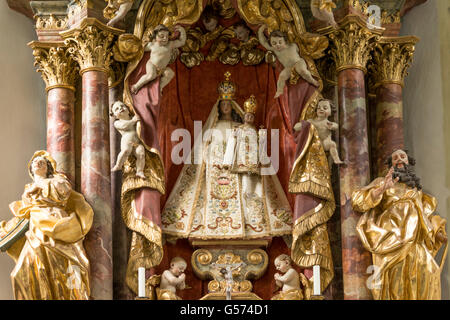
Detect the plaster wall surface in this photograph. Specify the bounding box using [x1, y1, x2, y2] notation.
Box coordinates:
[0, 1, 46, 300]
[401, 0, 450, 300]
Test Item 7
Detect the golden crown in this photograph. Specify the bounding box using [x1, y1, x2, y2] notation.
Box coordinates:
[218, 71, 236, 100]
[243, 95, 257, 114]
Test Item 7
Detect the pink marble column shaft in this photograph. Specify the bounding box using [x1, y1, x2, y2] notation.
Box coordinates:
[46, 87, 76, 183]
[374, 83, 404, 176]
[338, 69, 373, 300]
[81, 70, 113, 300]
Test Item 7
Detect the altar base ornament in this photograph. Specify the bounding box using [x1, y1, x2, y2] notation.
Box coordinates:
[191, 242, 268, 300]
[352, 149, 448, 300]
[0, 151, 94, 300]
[257, 25, 319, 98]
[147, 257, 188, 300]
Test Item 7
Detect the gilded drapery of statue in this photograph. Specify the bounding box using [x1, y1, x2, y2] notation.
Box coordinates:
[0, 151, 93, 300]
[353, 177, 447, 300]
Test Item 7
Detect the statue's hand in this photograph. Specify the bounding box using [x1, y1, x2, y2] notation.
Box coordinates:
[384, 167, 399, 190]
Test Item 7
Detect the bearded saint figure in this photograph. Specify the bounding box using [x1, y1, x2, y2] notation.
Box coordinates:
[352, 149, 448, 300]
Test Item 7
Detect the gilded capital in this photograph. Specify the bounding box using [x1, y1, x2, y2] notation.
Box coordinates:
[328, 16, 381, 73]
[370, 36, 419, 88]
[28, 41, 78, 91]
[61, 18, 123, 74]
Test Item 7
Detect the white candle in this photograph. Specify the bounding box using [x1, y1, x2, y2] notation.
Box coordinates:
[138, 267, 146, 297]
[313, 265, 321, 296]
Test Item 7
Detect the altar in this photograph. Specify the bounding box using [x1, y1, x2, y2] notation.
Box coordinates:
[0, 0, 447, 301]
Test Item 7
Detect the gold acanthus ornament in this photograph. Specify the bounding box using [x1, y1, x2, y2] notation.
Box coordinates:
[328, 16, 382, 73]
[35, 14, 68, 30]
[29, 42, 79, 91]
[370, 36, 419, 88]
[61, 18, 123, 74]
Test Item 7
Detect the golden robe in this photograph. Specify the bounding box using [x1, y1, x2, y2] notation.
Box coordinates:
[352, 178, 447, 300]
[1, 174, 93, 300]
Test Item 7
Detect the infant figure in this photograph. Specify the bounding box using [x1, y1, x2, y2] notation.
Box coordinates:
[158, 257, 187, 300]
[258, 25, 319, 98]
[295, 99, 343, 165]
[272, 254, 303, 300]
[131, 24, 186, 95]
[110, 101, 146, 178]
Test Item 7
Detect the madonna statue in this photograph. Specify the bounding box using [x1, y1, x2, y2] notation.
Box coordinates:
[162, 72, 293, 239]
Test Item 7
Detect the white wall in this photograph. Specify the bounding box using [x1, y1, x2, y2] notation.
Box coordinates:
[0, 1, 46, 299]
[401, 0, 450, 300]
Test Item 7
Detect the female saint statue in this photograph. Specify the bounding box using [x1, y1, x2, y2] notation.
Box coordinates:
[162, 72, 293, 239]
[0, 151, 94, 300]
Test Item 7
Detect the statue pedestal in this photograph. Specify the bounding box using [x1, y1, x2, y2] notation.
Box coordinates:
[190, 239, 270, 300]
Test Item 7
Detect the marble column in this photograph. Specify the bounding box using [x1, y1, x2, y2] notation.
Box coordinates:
[30, 42, 78, 183]
[371, 37, 418, 176]
[62, 18, 121, 300]
[329, 16, 380, 300]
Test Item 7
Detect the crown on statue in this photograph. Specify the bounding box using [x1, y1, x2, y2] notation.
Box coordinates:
[218, 71, 236, 101]
[243, 95, 257, 114]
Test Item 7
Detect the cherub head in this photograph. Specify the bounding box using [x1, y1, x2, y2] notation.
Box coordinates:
[234, 22, 250, 42]
[111, 101, 132, 120]
[170, 257, 187, 276]
[274, 254, 292, 274]
[316, 99, 335, 119]
[269, 30, 288, 51]
[202, 6, 219, 32]
[153, 24, 170, 46]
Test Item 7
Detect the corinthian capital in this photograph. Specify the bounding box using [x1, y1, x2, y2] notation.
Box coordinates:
[29, 41, 79, 91]
[329, 16, 381, 74]
[61, 18, 122, 74]
[370, 36, 419, 88]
